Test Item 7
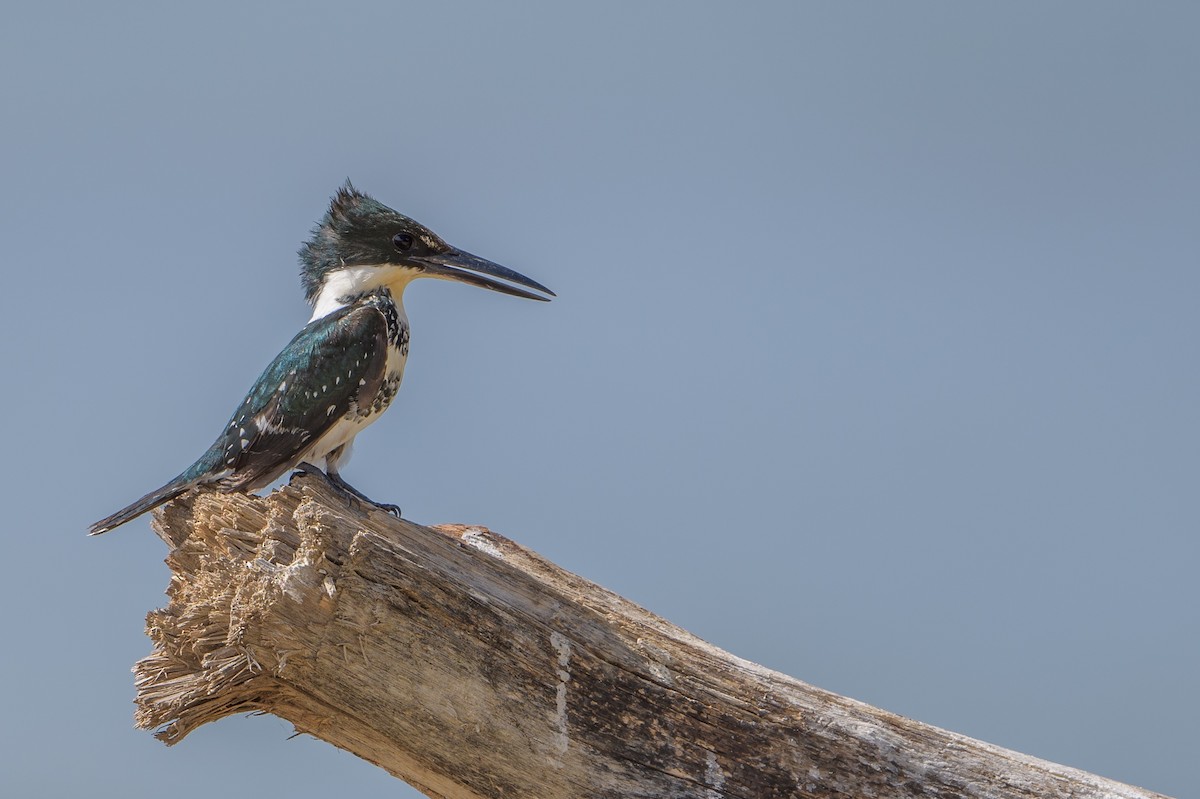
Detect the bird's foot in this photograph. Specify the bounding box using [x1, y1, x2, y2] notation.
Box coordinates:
[375, 502, 404, 518]
[292, 463, 402, 518]
[292, 462, 348, 505]
[293, 461, 327, 480]
[325, 470, 403, 519]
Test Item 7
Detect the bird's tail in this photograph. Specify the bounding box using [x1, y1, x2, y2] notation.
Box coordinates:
[89, 445, 229, 535]
[88, 475, 198, 535]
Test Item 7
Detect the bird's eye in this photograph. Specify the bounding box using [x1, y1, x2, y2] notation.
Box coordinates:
[392, 233, 414, 251]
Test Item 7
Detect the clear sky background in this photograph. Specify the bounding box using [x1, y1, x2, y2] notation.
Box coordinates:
[2, 3, 1196, 797]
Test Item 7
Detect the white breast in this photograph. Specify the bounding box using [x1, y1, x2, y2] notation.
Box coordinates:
[302, 317, 409, 472]
[300, 266, 414, 473]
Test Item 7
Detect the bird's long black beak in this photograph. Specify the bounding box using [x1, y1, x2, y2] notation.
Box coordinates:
[415, 249, 555, 301]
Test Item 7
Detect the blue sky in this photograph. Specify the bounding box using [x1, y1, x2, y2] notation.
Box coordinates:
[2, 3, 1196, 797]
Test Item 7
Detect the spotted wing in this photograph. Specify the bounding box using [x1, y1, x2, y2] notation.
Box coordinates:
[210, 303, 390, 490]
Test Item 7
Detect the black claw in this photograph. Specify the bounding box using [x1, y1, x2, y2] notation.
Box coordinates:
[292, 463, 401, 517]
[293, 461, 329, 481]
[325, 470, 402, 518]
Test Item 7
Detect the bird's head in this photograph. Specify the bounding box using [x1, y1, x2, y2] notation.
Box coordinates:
[299, 181, 554, 313]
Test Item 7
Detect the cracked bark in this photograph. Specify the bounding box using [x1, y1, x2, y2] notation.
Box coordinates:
[134, 473, 1169, 799]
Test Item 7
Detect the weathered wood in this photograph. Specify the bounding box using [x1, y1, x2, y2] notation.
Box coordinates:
[135, 473, 1168, 799]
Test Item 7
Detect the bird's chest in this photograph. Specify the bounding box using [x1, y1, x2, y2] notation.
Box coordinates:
[356, 306, 409, 422]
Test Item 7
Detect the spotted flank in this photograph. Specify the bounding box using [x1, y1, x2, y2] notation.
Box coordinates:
[213, 289, 405, 491]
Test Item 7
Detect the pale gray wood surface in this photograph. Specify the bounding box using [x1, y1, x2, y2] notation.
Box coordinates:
[135, 474, 1168, 799]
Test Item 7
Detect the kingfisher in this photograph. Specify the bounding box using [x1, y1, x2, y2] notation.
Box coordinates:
[89, 182, 553, 535]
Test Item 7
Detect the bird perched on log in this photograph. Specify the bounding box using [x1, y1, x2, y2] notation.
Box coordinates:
[89, 182, 553, 535]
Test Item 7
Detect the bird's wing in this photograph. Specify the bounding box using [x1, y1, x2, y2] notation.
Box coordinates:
[209, 303, 390, 490]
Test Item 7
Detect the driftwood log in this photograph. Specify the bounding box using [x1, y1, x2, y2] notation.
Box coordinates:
[135, 473, 1168, 799]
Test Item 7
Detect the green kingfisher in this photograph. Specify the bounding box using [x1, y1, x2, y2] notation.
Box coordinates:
[89, 182, 553, 535]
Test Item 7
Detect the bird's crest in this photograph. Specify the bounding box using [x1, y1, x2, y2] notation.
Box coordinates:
[299, 180, 407, 303]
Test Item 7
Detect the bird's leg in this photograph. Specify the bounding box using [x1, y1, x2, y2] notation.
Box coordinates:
[292, 461, 356, 509]
[325, 470, 403, 518]
[293, 461, 329, 480]
[293, 456, 402, 518]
